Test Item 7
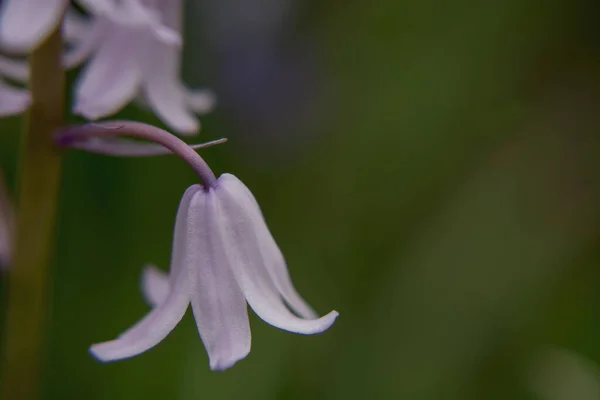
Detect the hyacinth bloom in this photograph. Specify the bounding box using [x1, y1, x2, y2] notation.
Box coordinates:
[54, 121, 337, 370]
[0, 0, 214, 134]
[90, 174, 338, 370]
[0, 0, 177, 51]
[67, 0, 215, 135]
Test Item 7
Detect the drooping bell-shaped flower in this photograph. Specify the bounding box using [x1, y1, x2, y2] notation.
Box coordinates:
[90, 174, 338, 370]
[54, 121, 337, 370]
[67, 0, 215, 135]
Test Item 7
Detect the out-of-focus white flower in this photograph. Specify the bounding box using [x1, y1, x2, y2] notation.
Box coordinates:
[0, 0, 178, 52]
[90, 174, 338, 370]
[67, 0, 215, 135]
[0, 1, 214, 134]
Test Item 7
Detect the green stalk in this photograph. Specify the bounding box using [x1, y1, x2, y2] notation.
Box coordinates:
[1, 27, 64, 400]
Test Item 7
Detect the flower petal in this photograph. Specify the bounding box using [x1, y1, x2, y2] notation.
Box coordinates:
[0, 80, 29, 117]
[149, 0, 182, 45]
[168, 185, 203, 281]
[185, 89, 217, 114]
[89, 261, 190, 362]
[89, 186, 204, 362]
[141, 265, 169, 307]
[0, 0, 67, 51]
[63, 9, 88, 43]
[63, 18, 107, 69]
[189, 191, 251, 371]
[0, 56, 28, 82]
[76, 0, 116, 15]
[213, 181, 338, 334]
[115, 185, 202, 335]
[142, 42, 199, 135]
[218, 174, 318, 319]
[73, 27, 143, 119]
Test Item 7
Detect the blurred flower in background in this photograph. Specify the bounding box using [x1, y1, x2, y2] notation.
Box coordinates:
[0, 0, 215, 134]
[67, 0, 215, 135]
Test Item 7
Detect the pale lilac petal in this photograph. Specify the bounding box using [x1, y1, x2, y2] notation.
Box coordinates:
[76, 0, 116, 15]
[141, 265, 170, 307]
[73, 28, 143, 119]
[168, 185, 203, 281]
[89, 259, 191, 361]
[79, 0, 180, 45]
[142, 43, 199, 135]
[155, 0, 182, 30]
[139, 0, 199, 135]
[0, 81, 29, 116]
[103, 185, 201, 340]
[214, 182, 338, 334]
[143, 80, 199, 134]
[63, 9, 88, 43]
[185, 89, 217, 114]
[149, 0, 182, 45]
[63, 18, 107, 69]
[0, 56, 28, 82]
[189, 191, 251, 371]
[0, 0, 68, 51]
[65, 135, 227, 156]
[89, 186, 207, 362]
[218, 174, 318, 319]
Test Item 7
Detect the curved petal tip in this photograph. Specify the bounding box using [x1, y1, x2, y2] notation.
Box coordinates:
[89, 340, 129, 362]
[310, 310, 339, 334]
[209, 346, 251, 371]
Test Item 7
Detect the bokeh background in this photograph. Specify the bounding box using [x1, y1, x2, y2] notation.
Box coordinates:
[3, 0, 600, 399]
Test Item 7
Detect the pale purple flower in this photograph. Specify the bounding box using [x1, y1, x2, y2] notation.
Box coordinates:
[67, 0, 215, 135]
[90, 174, 338, 370]
[0, 0, 178, 52]
[0, 1, 215, 133]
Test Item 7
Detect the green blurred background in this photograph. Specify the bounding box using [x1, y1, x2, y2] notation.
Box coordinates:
[3, 0, 600, 398]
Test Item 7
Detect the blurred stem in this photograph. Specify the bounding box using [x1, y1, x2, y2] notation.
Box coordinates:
[1, 28, 64, 400]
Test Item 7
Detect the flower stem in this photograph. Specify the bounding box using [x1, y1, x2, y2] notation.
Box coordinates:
[55, 121, 218, 188]
[1, 27, 64, 400]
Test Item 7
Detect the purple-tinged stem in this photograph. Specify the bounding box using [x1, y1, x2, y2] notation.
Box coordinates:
[55, 121, 218, 189]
